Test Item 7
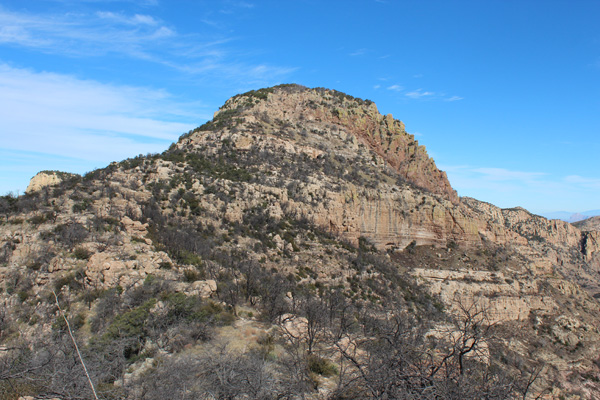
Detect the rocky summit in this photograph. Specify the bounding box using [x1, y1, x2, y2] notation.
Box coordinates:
[2, 84, 600, 399]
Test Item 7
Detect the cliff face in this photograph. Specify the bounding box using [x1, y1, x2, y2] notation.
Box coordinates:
[3, 84, 600, 399]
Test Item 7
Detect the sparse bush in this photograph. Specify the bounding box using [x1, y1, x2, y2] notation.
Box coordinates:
[72, 200, 90, 213]
[0, 193, 18, 221]
[28, 214, 47, 225]
[80, 288, 104, 309]
[358, 236, 377, 253]
[54, 221, 89, 247]
[72, 246, 92, 260]
[17, 290, 30, 303]
[53, 271, 84, 292]
[104, 299, 156, 340]
[447, 239, 459, 250]
[159, 261, 172, 269]
[0, 242, 14, 264]
[90, 287, 122, 333]
[308, 355, 338, 377]
[183, 268, 201, 282]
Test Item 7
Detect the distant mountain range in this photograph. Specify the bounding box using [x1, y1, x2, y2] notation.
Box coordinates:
[541, 210, 600, 223]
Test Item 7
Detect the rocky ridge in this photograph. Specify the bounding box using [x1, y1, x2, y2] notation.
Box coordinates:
[575, 216, 600, 232]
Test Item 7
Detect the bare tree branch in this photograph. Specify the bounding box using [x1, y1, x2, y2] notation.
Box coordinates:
[52, 290, 99, 400]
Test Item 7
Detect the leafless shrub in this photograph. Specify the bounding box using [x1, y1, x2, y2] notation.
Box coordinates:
[55, 220, 89, 247]
[135, 345, 298, 400]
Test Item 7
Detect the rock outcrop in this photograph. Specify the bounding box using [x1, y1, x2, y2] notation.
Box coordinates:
[26, 170, 78, 193]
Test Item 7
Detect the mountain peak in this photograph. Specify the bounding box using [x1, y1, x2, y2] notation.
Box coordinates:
[179, 84, 458, 203]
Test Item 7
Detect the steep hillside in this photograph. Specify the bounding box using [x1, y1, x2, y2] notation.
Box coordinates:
[575, 216, 600, 232]
[1, 84, 600, 400]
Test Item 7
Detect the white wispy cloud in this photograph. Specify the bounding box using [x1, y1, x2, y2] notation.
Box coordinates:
[382, 81, 464, 102]
[405, 88, 434, 99]
[565, 175, 600, 189]
[218, 1, 256, 14]
[0, 7, 174, 58]
[0, 6, 295, 84]
[233, 1, 256, 9]
[96, 11, 160, 26]
[388, 86, 462, 102]
[441, 165, 600, 212]
[48, 0, 159, 6]
[0, 64, 206, 162]
[387, 84, 403, 92]
[349, 48, 368, 56]
[470, 167, 546, 182]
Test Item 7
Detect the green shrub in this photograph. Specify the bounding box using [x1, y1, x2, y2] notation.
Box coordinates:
[358, 236, 377, 253]
[131, 236, 146, 243]
[446, 240, 459, 250]
[52, 316, 67, 333]
[53, 271, 83, 292]
[256, 333, 276, 357]
[73, 246, 92, 260]
[80, 288, 104, 308]
[159, 293, 234, 326]
[0, 379, 44, 399]
[308, 355, 338, 377]
[17, 290, 29, 303]
[104, 299, 156, 340]
[143, 274, 156, 286]
[178, 250, 203, 267]
[28, 214, 47, 225]
[183, 269, 201, 282]
[27, 261, 42, 271]
[71, 312, 86, 331]
[72, 200, 90, 213]
[159, 261, 172, 269]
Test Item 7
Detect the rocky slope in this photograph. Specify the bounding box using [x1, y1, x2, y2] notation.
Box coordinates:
[575, 216, 600, 232]
[1, 84, 600, 399]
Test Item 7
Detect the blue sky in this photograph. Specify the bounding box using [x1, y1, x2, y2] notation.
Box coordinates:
[0, 0, 599, 214]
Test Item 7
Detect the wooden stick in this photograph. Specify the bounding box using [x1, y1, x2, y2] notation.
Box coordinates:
[53, 290, 99, 400]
